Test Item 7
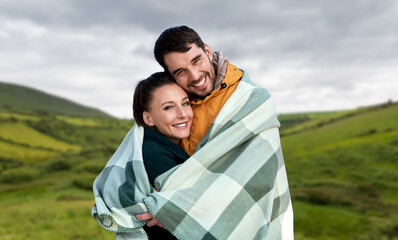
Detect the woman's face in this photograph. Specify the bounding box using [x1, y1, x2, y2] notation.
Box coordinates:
[143, 83, 193, 144]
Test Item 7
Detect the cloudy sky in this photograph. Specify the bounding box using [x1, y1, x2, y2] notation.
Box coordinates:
[1, 0, 397, 119]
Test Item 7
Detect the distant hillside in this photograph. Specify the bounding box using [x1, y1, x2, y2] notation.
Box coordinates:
[0, 81, 111, 118]
[280, 101, 398, 239]
[0, 99, 397, 239]
[278, 100, 396, 136]
[0, 109, 132, 240]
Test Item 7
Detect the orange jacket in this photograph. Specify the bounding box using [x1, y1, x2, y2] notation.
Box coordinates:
[179, 63, 243, 156]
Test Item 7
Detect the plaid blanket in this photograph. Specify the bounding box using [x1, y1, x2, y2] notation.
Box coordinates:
[92, 71, 293, 240]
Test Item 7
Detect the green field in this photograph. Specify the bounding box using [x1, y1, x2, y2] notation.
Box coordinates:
[0, 109, 131, 240]
[0, 122, 80, 152]
[1, 99, 397, 239]
[281, 102, 398, 239]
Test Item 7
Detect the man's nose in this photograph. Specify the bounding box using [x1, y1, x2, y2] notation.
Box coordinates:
[187, 69, 202, 81]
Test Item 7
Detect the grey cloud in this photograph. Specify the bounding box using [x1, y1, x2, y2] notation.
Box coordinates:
[1, 0, 397, 117]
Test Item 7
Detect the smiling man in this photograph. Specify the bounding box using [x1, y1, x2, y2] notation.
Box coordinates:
[154, 26, 244, 156]
[163, 43, 216, 98]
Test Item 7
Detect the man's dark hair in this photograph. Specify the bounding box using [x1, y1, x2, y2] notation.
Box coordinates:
[133, 72, 176, 128]
[154, 25, 205, 70]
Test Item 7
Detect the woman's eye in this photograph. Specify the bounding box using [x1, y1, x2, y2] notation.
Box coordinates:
[164, 106, 173, 110]
[182, 101, 190, 106]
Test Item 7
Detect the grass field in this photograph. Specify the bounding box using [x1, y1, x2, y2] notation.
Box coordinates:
[0, 141, 57, 163]
[0, 109, 131, 239]
[281, 102, 398, 239]
[1, 101, 397, 239]
[0, 122, 80, 153]
[0, 176, 114, 240]
[0, 112, 41, 121]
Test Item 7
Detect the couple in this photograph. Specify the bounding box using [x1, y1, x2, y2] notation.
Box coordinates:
[92, 26, 293, 240]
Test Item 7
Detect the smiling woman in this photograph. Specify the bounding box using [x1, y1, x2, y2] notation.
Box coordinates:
[133, 72, 192, 183]
[142, 83, 193, 144]
[131, 72, 192, 239]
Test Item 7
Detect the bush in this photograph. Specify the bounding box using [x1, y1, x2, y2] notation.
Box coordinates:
[72, 174, 96, 191]
[76, 161, 105, 174]
[43, 159, 72, 172]
[293, 186, 356, 206]
[388, 135, 398, 146]
[0, 157, 25, 170]
[0, 167, 40, 184]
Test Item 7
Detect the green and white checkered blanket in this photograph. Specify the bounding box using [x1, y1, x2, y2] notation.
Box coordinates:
[92, 71, 293, 239]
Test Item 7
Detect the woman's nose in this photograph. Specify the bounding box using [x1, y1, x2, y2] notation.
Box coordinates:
[177, 107, 187, 118]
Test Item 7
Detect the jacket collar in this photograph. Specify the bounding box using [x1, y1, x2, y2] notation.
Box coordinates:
[191, 62, 243, 105]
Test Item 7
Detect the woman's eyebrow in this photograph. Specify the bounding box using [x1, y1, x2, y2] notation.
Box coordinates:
[161, 101, 174, 106]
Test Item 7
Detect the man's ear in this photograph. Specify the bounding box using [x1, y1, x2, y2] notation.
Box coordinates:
[143, 111, 155, 126]
[204, 43, 213, 61]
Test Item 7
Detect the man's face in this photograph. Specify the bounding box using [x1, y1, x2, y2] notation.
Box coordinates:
[164, 43, 216, 98]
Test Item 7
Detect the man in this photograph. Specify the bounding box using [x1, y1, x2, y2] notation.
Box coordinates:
[154, 25, 244, 156]
[137, 26, 293, 239]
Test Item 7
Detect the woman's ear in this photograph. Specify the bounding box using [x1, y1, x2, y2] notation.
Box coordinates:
[143, 111, 155, 126]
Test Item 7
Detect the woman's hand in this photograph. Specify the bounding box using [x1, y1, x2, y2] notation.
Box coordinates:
[136, 212, 164, 228]
[135, 187, 164, 228]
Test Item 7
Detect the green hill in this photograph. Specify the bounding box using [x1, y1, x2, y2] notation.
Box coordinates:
[280, 102, 398, 239]
[0, 81, 111, 118]
[0, 109, 132, 240]
[0, 99, 397, 240]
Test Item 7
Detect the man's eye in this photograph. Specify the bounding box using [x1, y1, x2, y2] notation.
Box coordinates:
[182, 101, 190, 106]
[176, 70, 184, 76]
[193, 58, 200, 64]
[164, 106, 173, 110]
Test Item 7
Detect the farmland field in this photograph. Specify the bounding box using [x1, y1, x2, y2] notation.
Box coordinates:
[1, 101, 397, 239]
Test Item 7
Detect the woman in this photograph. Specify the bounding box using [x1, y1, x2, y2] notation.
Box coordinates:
[132, 72, 193, 239]
[93, 70, 291, 239]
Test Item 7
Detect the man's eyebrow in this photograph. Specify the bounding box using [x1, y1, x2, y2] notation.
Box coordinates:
[191, 54, 201, 62]
[172, 68, 183, 76]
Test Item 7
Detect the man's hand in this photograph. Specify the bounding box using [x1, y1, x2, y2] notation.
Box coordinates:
[136, 212, 164, 228]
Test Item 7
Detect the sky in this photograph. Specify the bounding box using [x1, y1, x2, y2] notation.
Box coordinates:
[1, 0, 397, 119]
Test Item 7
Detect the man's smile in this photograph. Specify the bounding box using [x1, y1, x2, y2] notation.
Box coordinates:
[192, 76, 206, 87]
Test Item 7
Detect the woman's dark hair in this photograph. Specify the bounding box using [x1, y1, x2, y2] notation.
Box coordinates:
[133, 72, 176, 127]
[154, 25, 205, 70]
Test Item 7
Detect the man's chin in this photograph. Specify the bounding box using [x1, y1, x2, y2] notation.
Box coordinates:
[198, 85, 214, 97]
[192, 90, 210, 98]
